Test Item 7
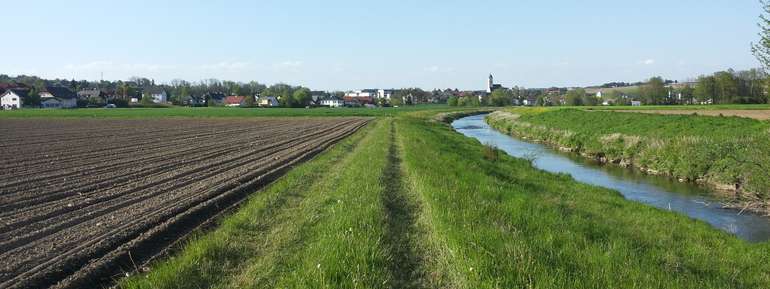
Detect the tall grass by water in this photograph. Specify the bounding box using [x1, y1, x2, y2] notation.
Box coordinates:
[488, 108, 770, 211]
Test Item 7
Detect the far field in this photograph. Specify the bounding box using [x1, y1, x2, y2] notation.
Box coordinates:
[611, 109, 770, 120]
[0, 105, 456, 119]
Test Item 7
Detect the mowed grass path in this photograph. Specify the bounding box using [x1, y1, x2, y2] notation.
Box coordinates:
[120, 112, 770, 289]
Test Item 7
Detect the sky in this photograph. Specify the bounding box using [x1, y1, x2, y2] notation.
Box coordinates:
[0, 0, 763, 91]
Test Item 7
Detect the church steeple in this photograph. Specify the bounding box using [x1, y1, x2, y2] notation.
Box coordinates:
[487, 74, 494, 93]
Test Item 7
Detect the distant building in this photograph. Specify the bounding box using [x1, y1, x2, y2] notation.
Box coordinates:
[631, 101, 642, 106]
[343, 96, 374, 105]
[204, 92, 226, 105]
[40, 86, 78, 108]
[522, 96, 538, 106]
[487, 74, 503, 93]
[345, 90, 378, 99]
[310, 91, 327, 105]
[1, 89, 28, 109]
[143, 88, 168, 103]
[181, 95, 205, 106]
[258, 95, 279, 107]
[77, 89, 105, 100]
[224, 96, 248, 107]
[377, 89, 395, 100]
[320, 96, 344, 108]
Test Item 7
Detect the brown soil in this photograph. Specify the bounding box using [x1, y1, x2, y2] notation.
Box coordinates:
[0, 117, 370, 289]
[614, 109, 770, 120]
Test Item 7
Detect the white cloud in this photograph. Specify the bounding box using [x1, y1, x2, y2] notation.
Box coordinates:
[64, 61, 175, 72]
[638, 59, 656, 65]
[274, 60, 303, 69]
[199, 61, 251, 70]
[424, 66, 455, 73]
[64, 61, 114, 70]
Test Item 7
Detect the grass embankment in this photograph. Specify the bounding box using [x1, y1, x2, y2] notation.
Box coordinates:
[121, 111, 769, 288]
[488, 108, 770, 211]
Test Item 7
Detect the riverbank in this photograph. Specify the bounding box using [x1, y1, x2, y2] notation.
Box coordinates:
[487, 109, 770, 214]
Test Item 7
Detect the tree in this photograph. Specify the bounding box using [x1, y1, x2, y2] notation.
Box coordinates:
[176, 86, 190, 104]
[263, 83, 295, 107]
[714, 71, 738, 103]
[489, 89, 512, 106]
[390, 95, 404, 106]
[23, 87, 41, 107]
[640, 77, 667, 104]
[243, 95, 255, 107]
[461, 95, 480, 106]
[753, 0, 770, 72]
[292, 88, 312, 107]
[141, 93, 154, 106]
[565, 89, 585, 106]
[447, 96, 459, 106]
[694, 75, 717, 104]
[679, 85, 695, 104]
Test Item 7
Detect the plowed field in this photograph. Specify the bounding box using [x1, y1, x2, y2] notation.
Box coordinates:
[0, 117, 369, 289]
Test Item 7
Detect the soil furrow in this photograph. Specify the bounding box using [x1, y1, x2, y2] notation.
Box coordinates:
[0, 117, 370, 289]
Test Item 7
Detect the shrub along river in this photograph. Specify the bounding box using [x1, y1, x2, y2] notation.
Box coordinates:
[453, 114, 770, 242]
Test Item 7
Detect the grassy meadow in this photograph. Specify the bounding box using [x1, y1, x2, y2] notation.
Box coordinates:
[111, 108, 770, 289]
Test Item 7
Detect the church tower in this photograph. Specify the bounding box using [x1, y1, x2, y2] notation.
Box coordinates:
[487, 74, 494, 93]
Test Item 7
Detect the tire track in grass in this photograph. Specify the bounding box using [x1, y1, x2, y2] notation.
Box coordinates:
[382, 122, 425, 289]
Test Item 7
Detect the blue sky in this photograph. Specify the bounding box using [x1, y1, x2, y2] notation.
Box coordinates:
[0, 0, 762, 90]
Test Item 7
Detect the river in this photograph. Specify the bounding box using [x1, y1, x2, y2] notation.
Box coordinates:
[452, 114, 770, 242]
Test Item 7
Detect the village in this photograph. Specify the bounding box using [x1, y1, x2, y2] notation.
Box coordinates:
[0, 69, 764, 110]
[0, 74, 638, 110]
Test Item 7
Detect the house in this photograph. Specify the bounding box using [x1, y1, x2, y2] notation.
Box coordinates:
[258, 95, 279, 107]
[343, 96, 373, 105]
[181, 95, 205, 106]
[143, 88, 168, 103]
[631, 101, 642, 106]
[377, 89, 395, 100]
[224, 96, 248, 107]
[310, 91, 328, 105]
[40, 86, 78, 108]
[205, 92, 227, 105]
[77, 89, 105, 100]
[320, 97, 344, 108]
[522, 95, 538, 106]
[345, 90, 378, 99]
[1, 89, 28, 109]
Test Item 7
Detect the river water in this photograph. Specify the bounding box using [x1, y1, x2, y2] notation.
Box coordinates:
[452, 114, 770, 242]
